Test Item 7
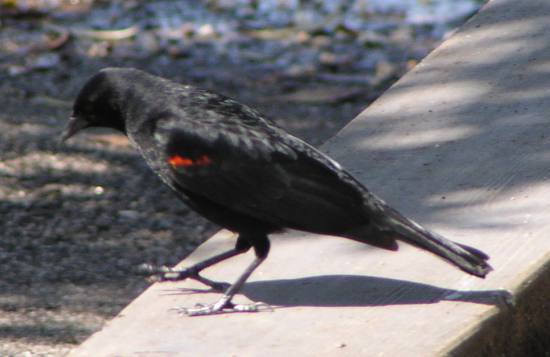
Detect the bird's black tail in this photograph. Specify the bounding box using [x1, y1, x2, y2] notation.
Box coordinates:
[371, 201, 492, 278]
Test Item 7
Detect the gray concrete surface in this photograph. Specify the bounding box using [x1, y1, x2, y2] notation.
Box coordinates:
[69, 0, 550, 355]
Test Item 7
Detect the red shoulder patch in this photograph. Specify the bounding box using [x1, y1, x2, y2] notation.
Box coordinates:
[169, 154, 212, 168]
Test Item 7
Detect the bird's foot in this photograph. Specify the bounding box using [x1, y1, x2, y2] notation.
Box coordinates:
[137, 264, 230, 292]
[172, 296, 273, 317]
[159, 267, 232, 292]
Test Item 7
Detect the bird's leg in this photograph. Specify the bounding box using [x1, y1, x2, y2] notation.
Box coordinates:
[159, 248, 246, 291]
[176, 233, 271, 316]
[144, 237, 252, 291]
[178, 256, 268, 316]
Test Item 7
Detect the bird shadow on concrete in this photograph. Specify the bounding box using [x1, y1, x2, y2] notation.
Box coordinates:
[168, 274, 513, 309]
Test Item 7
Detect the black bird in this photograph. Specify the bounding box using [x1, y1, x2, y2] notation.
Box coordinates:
[61, 68, 492, 316]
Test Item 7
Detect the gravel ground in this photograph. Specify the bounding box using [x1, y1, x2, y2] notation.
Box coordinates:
[0, 78, 212, 355]
[0, 1, 482, 355]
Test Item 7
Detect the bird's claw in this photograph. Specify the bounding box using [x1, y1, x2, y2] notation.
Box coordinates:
[158, 267, 232, 292]
[138, 264, 230, 291]
[140, 265, 193, 283]
[158, 266, 196, 282]
[137, 263, 183, 280]
[171, 299, 273, 316]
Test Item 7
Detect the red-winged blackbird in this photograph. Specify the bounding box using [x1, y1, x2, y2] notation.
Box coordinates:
[62, 68, 492, 316]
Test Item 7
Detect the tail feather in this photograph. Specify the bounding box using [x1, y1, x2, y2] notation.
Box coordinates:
[346, 228, 399, 251]
[374, 204, 492, 278]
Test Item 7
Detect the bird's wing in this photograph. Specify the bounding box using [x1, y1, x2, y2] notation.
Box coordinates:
[153, 114, 367, 232]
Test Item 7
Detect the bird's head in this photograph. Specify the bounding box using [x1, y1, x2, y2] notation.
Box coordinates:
[61, 68, 129, 142]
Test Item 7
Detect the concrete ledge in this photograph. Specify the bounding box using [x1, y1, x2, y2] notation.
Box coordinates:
[70, 0, 550, 355]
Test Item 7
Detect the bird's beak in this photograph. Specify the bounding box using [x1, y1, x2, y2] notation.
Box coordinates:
[60, 116, 87, 143]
